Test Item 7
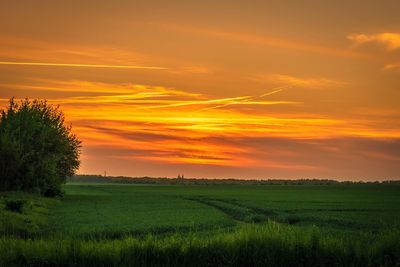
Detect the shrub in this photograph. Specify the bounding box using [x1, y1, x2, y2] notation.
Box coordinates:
[0, 98, 81, 196]
[43, 185, 64, 198]
[5, 199, 26, 213]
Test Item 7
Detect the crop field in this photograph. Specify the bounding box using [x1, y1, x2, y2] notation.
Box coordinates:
[51, 183, 400, 236]
[1, 183, 400, 266]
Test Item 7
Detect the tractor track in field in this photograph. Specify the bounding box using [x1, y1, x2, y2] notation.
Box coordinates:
[183, 196, 279, 224]
[183, 197, 366, 228]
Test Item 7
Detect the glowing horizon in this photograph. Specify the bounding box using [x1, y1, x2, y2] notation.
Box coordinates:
[1, 1, 399, 180]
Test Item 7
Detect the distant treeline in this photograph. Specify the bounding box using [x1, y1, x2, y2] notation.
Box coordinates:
[69, 175, 400, 185]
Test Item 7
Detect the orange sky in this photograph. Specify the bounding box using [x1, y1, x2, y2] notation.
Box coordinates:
[1, 1, 400, 180]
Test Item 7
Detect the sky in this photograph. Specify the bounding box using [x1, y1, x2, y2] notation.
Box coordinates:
[0, 0, 399, 180]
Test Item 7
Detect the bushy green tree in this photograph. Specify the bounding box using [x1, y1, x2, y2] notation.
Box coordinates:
[0, 98, 81, 196]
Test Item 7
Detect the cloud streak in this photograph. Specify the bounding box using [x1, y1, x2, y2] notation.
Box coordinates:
[383, 63, 400, 72]
[250, 74, 344, 89]
[0, 61, 168, 70]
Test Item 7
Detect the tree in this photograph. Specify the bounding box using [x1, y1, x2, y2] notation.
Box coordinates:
[0, 98, 81, 196]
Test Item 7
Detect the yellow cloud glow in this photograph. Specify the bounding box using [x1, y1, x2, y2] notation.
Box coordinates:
[348, 33, 400, 51]
[250, 74, 344, 89]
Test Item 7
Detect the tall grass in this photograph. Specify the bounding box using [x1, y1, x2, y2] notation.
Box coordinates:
[1, 222, 399, 267]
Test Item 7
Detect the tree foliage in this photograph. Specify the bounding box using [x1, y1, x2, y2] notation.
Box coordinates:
[0, 98, 81, 196]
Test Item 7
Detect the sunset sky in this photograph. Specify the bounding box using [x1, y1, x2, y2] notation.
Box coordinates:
[1, 1, 399, 180]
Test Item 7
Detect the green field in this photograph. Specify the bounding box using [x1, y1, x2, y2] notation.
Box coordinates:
[1, 183, 400, 266]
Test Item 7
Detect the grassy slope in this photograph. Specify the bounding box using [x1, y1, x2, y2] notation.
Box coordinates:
[0, 192, 58, 237]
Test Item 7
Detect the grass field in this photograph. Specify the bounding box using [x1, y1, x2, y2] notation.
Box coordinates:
[1, 183, 400, 266]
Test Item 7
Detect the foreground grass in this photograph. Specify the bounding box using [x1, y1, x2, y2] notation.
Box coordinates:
[1, 222, 399, 267]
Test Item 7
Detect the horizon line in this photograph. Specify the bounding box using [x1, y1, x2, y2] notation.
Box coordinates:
[73, 174, 399, 183]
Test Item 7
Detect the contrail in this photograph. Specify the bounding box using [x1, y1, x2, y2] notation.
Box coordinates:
[138, 96, 252, 109]
[0, 61, 168, 70]
[258, 87, 287, 98]
[201, 86, 288, 111]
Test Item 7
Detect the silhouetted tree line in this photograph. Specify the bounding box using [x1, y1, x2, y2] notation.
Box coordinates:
[70, 174, 397, 185]
[0, 98, 81, 196]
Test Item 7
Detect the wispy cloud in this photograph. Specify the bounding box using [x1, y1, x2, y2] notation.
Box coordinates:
[1, 80, 202, 98]
[0, 36, 212, 76]
[348, 33, 400, 51]
[2, 79, 293, 111]
[250, 74, 345, 89]
[383, 63, 400, 72]
[347, 32, 400, 72]
[0, 36, 156, 66]
[0, 61, 167, 70]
